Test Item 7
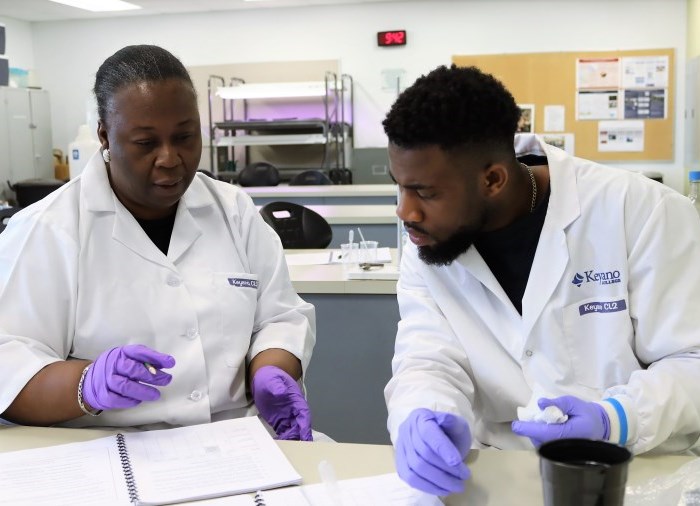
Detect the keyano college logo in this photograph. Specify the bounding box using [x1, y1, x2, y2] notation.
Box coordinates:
[571, 269, 621, 287]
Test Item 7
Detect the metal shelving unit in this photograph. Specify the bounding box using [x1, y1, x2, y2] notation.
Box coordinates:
[207, 72, 353, 179]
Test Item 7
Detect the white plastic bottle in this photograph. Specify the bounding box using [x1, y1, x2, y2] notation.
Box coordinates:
[688, 171, 700, 217]
[68, 124, 100, 179]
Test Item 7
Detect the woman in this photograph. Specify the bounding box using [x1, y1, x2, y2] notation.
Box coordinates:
[0, 45, 315, 440]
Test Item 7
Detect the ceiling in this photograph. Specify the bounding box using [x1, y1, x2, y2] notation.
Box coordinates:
[0, 0, 411, 22]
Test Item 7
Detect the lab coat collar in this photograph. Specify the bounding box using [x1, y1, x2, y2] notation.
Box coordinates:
[168, 182, 207, 263]
[81, 151, 117, 213]
[517, 135, 580, 335]
[458, 135, 580, 334]
[514, 134, 580, 230]
[80, 153, 211, 268]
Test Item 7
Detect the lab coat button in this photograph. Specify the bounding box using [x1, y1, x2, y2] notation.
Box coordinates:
[166, 275, 181, 287]
[525, 349, 533, 357]
[186, 328, 199, 340]
[188, 390, 203, 401]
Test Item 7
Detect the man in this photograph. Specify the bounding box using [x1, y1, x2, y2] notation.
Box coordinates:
[383, 64, 700, 496]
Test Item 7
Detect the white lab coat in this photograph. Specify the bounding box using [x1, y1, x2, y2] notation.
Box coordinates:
[385, 134, 700, 455]
[0, 152, 315, 429]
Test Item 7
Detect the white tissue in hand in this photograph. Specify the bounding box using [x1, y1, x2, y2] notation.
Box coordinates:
[517, 405, 568, 424]
[537, 405, 568, 423]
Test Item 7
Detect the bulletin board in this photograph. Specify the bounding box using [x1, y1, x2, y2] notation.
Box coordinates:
[452, 49, 674, 161]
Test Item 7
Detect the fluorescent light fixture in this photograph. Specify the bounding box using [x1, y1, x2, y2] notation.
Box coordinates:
[217, 82, 340, 100]
[48, 0, 141, 12]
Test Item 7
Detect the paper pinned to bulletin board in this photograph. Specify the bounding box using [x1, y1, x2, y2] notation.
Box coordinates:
[544, 105, 565, 132]
[516, 104, 535, 133]
[452, 48, 674, 161]
[598, 120, 644, 152]
[542, 133, 575, 155]
[575, 55, 669, 121]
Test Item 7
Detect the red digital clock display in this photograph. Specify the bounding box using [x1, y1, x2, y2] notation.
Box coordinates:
[377, 30, 407, 47]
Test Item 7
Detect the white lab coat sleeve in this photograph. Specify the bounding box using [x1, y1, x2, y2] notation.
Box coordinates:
[384, 244, 476, 445]
[606, 191, 700, 454]
[236, 192, 315, 374]
[0, 211, 78, 414]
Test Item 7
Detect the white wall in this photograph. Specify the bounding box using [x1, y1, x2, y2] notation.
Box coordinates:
[27, 0, 688, 190]
[0, 16, 34, 71]
[689, 0, 700, 58]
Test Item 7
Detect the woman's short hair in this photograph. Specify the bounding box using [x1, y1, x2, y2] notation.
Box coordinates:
[93, 44, 195, 123]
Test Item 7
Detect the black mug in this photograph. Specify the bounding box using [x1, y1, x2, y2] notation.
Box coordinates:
[538, 438, 632, 506]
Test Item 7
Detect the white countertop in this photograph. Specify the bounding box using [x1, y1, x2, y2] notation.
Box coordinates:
[286, 248, 399, 294]
[257, 204, 397, 225]
[244, 183, 396, 198]
[1, 424, 696, 506]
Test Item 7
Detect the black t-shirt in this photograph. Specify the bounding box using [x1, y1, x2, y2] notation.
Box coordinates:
[136, 212, 177, 255]
[473, 180, 550, 315]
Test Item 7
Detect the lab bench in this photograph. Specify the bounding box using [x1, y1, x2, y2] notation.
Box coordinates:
[1, 426, 695, 506]
[286, 249, 399, 444]
[245, 183, 397, 206]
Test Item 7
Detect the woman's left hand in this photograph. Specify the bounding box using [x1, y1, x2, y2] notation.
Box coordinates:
[251, 365, 313, 441]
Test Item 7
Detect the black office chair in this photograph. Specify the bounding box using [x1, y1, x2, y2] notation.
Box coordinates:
[0, 207, 20, 233]
[238, 161, 280, 187]
[259, 201, 332, 249]
[329, 168, 353, 185]
[289, 170, 332, 186]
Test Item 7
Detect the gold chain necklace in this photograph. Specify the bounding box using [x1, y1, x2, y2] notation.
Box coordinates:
[521, 163, 537, 213]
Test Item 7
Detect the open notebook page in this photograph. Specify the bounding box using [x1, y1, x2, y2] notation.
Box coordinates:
[257, 473, 443, 506]
[0, 435, 129, 506]
[124, 417, 301, 505]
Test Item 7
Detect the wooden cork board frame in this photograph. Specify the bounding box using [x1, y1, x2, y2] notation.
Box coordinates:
[452, 49, 674, 161]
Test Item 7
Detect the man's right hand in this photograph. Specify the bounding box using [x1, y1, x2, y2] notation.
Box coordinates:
[82, 344, 175, 411]
[395, 408, 472, 496]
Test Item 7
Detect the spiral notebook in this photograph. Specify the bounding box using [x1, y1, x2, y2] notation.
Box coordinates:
[0, 416, 302, 506]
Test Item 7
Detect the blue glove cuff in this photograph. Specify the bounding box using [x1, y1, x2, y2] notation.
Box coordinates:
[601, 398, 628, 446]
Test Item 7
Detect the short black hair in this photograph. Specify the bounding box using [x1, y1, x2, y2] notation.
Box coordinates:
[382, 64, 520, 154]
[93, 44, 195, 123]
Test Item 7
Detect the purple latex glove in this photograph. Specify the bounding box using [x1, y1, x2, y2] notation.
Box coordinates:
[395, 408, 471, 496]
[82, 344, 175, 411]
[251, 365, 312, 441]
[511, 396, 610, 447]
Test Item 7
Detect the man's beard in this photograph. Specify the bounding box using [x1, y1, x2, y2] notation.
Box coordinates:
[417, 226, 476, 266]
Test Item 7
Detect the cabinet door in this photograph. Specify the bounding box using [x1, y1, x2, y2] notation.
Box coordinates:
[29, 89, 53, 179]
[0, 88, 11, 199]
[4, 88, 35, 183]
